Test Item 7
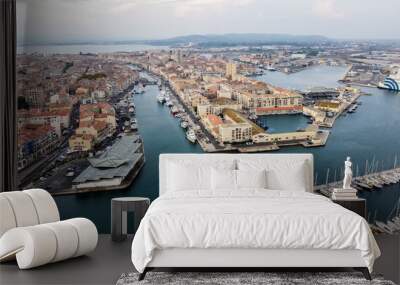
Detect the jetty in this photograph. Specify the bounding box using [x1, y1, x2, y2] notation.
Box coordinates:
[315, 167, 400, 194]
[318, 92, 361, 128]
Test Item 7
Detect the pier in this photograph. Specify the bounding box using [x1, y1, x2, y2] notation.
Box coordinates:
[318, 92, 361, 128]
[315, 167, 400, 194]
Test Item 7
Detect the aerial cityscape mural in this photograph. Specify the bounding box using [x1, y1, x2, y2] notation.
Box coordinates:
[16, 0, 400, 233]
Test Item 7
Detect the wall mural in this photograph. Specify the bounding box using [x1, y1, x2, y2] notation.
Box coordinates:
[16, 0, 400, 233]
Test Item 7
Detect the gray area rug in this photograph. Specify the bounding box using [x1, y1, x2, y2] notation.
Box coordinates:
[117, 272, 395, 285]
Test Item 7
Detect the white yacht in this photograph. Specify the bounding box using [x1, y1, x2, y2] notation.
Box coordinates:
[180, 121, 188, 129]
[248, 113, 258, 120]
[119, 100, 128, 108]
[171, 106, 179, 115]
[130, 123, 138, 131]
[157, 95, 165, 104]
[186, 129, 196, 143]
[134, 85, 145, 94]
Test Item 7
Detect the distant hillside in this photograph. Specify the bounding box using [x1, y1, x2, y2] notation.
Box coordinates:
[144, 33, 331, 47]
[23, 33, 333, 47]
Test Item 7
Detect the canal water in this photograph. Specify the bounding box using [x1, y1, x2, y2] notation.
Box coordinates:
[55, 85, 202, 233]
[55, 64, 400, 233]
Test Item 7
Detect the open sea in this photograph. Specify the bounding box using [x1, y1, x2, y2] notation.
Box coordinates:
[26, 44, 399, 233]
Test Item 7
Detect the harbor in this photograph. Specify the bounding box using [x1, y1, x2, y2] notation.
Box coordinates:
[143, 69, 332, 153]
[50, 64, 400, 233]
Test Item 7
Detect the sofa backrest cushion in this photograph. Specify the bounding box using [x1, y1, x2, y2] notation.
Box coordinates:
[0, 189, 60, 238]
[159, 154, 313, 195]
[0, 196, 17, 237]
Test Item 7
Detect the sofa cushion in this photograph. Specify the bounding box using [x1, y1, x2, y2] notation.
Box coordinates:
[1, 192, 39, 227]
[0, 218, 98, 269]
[23, 189, 60, 224]
[0, 196, 17, 237]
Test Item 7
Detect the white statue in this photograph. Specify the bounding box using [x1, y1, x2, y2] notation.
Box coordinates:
[343, 156, 353, 189]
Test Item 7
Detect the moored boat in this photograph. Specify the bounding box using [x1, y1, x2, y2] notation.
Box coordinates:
[130, 123, 138, 131]
[157, 95, 165, 104]
[186, 129, 196, 143]
[180, 121, 188, 129]
[171, 106, 179, 115]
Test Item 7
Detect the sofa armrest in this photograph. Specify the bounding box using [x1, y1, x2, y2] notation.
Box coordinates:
[0, 225, 57, 269]
[0, 218, 98, 269]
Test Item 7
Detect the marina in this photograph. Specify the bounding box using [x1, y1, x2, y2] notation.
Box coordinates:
[315, 167, 400, 193]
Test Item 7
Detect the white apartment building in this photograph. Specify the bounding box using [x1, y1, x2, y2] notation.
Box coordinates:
[238, 91, 303, 115]
[218, 123, 252, 143]
[197, 101, 242, 117]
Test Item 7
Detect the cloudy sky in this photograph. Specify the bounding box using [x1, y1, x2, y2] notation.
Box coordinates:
[17, 0, 400, 45]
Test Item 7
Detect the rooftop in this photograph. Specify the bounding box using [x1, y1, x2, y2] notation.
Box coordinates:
[212, 97, 237, 105]
[206, 114, 223, 126]
[222, 108, 265, 135]
[73, 135, 142, 184]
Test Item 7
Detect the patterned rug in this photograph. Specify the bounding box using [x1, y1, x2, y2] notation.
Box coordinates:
[117, 271, 395, 285]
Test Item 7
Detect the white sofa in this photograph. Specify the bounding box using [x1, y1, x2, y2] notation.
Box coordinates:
[0, 189, 98, 269]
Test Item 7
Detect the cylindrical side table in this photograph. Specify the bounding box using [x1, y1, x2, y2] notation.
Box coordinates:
[111, 197, 150, 242]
